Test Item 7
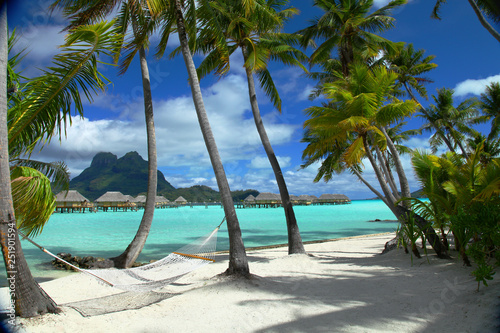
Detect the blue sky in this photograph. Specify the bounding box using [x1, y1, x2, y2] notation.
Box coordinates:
[7, 0, 500, 199]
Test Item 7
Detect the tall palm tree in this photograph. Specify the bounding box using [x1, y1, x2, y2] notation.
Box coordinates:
[302, 62, 448, 257]
[1, 1, 55, 319]
[418, 88, 479, 157]
[432, 0, 500, 43]
[298, 0, 407, 77]
[1, 14, 121, 317]
[383, 43, 437, 103]
[162, 0, 250, 275]
[475, 82, 500, 140]
[51, 0, 160, 268]
[196, 0, 307, 254]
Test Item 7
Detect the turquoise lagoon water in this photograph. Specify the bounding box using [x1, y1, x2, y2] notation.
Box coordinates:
[0, 200, 398, 286]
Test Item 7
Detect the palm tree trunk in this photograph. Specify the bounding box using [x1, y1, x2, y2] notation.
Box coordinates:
[174, 0, 249, 276]
[362, 136, 398, 206]
[393, 205, 450, 259]
[362, 136, 449, 257]
[111, 45, 157, 268]
[373, 142, 400, 200]
[467, 0, 500, 43]
[242, 49, 305, 255]
[0, 4, 58, 317]
[379, 126, 412, 200]
[351, 168, 391, 207]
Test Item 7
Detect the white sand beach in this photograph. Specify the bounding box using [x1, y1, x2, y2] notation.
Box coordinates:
[3, 233, 500, 333]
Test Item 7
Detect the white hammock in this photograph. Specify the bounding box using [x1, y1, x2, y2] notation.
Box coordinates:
[21, 222, 222, 292]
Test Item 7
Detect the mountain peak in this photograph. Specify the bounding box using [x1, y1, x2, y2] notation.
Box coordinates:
[90, 152, 118, 168]
[70, 151, 175, 200]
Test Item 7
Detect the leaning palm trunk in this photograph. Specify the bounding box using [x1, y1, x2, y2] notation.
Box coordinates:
[174, 0, 249, 276]
[0, 4, 58, 317]
[242, 54, 305, 255]
[361, 136, 449, 258]
[111, 45, 157, 268]
[467, 0, 500, 43]
[379, 126, 411, 201]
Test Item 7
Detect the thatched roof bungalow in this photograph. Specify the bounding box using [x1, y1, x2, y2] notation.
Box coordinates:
[252, 192, 281, 208]
[174, 196, 188, 205]
[318, 193, 351, 205]
[255, 192, 281, 203]
[155, 196, 171, 208]
[244, 194, 256, 202]
[134, 195, 147, 208]
[296, 195, 317, 205]
[95, 191, 135, 211]
[55, 190, 93, 212]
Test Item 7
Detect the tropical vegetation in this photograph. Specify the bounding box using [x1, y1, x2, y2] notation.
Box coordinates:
[300, 0, 499, 270]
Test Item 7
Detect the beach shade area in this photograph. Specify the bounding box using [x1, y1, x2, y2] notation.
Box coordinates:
[9, 233, 500, 332]
[55, 190, 94, 213]
[94, 191, 137, 212]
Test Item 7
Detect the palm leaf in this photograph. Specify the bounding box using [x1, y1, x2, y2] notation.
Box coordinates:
[8, 21, 122, 158]
[10, 166, 56, 237]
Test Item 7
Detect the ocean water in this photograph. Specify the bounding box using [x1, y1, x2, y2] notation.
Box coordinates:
[0, 200, 398, 286]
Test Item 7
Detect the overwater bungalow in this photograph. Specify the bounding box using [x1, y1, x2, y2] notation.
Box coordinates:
[134, 195, 147, 208]
[174, 196, 188, 206]
[156, 196, 173, 208]
[253, 192, 282, 208]
[95, 191, 137, 212]
[236, 194, 256, 208]
[317, 194, 351, 205]
[55, 190, 94, 213]
[296, 194, 318, 205]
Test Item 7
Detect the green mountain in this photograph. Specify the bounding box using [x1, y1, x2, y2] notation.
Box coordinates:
[68, 151, 260, 202]
[70, 151, 175, 201]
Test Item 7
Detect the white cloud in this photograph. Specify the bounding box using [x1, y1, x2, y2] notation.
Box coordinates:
[32, 74, 297, 180]
[298, 84, 314, 101]
[13, 24, 66, 67]
[249, 155, 291, 169]
[454, 74, 500, 97]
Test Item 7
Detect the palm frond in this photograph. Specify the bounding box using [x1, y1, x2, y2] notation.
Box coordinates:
[10, 166, 56, 237]
[8, 21, 122, 158]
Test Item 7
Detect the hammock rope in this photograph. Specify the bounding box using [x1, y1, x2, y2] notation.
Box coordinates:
[19, 217, 225, 292]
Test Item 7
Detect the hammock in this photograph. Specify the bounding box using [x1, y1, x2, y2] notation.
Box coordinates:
[21, 219, 224, 292]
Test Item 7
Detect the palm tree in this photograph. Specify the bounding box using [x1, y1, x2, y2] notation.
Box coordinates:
[51, 0, 160, 268]
[298, 0, 407, 77]
[196, 0, 307, 254]
[302, 62, 448, 257]
[1, 14, 121, 317]
[383, 43, 437, 103]
[168, 0, 250, 276]
[475, 82, 500, 140]
[418, 88, 479, 157]
[432, 0, 500, 43]
[1, 1, 56, 318]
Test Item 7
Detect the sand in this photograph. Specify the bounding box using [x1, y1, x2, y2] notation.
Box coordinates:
[2, 233, 499, 333]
